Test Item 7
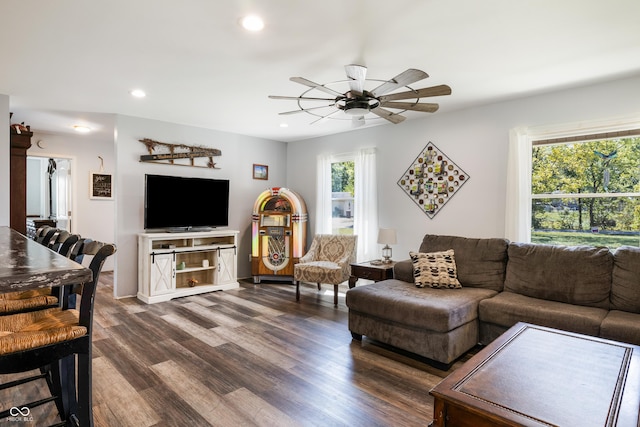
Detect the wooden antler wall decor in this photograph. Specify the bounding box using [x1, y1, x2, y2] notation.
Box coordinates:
[139, 138, 222, 169]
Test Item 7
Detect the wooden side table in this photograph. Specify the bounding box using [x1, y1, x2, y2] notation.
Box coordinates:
[349, 260, 396, 288]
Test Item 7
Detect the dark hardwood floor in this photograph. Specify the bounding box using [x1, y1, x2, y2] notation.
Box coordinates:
[1, 275, 474, 426]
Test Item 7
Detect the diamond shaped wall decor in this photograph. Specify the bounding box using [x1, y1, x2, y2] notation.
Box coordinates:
[397, 142, 470, 219]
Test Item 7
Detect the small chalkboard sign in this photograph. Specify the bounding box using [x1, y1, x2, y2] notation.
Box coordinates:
[90, 173, 113, 200]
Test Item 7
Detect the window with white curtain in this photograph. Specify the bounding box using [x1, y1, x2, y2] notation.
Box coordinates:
[506, 117, 640, 248]
[316, 148, 378, 261]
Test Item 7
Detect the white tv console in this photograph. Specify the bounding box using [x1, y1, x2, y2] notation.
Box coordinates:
[137, 229, 239, 304]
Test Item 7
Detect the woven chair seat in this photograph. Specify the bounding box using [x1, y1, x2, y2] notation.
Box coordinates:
[0, 288, 53, 300]
[0, 295, 59, 314]
[0, 308, 86, 356]
[0, 288, 58, 315]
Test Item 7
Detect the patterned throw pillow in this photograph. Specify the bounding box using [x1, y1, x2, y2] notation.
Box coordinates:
[409, 250, 461, 289]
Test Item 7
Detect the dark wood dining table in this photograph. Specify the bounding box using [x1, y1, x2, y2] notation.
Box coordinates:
[0, 226, 92, 293]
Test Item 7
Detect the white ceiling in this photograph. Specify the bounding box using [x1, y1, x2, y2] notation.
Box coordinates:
[2, 0, 640, 143]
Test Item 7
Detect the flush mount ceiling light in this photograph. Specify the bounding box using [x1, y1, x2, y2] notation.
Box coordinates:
[73, 125, 91, 133]
[130, 89, 146, 98]
[241, 14, 264, 32]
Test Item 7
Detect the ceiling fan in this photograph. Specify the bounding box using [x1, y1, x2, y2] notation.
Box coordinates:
[269, 64, 452, 126]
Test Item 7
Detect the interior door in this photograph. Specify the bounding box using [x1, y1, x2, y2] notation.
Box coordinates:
[53, 158, 72, 231]
[26, 156, 74, 232]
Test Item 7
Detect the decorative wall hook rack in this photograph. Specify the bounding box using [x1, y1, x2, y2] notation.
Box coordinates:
[139, 138, 221, 169]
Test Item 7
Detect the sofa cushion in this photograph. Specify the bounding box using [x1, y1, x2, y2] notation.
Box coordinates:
[504, 243, 612, 309]
[294, 261, 346, 284]
[600, 310, 640, 346]
[409, 250, 461, 289]
[479, 291, 608, 337]
[610, 246, 640, 313]
[345, 279, 497, 333]
[394, 259, 415, 283]
[418, 234, 508, 291]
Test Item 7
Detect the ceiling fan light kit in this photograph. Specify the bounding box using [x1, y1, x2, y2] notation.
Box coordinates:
[269, 64, 451, 125]
[337, 94, 380, 116]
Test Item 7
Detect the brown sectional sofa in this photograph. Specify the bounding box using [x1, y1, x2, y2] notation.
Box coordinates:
[345, 234, 640, 369]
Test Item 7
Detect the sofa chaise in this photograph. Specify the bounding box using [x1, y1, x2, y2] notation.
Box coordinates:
[345, 234, 640, 369]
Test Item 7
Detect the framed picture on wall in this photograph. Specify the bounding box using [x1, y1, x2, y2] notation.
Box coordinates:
[89, 172, 113, 200]
[253, 164, 268, 180]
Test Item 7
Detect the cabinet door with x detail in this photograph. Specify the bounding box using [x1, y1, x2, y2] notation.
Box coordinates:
[150, 252, 175, 296]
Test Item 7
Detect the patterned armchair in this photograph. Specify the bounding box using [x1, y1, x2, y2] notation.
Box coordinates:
[294, 234, 358, 306]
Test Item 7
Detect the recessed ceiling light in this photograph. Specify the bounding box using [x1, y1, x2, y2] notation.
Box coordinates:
[280, 123, 289, 128]
[73, 125, 91, 133]
[130, 89, 146, 98]
[241, 15, 264, 32]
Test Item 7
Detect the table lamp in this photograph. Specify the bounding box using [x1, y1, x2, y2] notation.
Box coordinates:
[377, 228, 397, 263]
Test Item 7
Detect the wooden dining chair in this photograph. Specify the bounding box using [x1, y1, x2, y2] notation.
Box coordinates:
[0, 240, 116, 426]
[69, 237, 90, 264]
[50, 231, 73, 253]
[0, 234, 81, 316]
[37, 227, 59, 247]
[34, 225, 52, 241]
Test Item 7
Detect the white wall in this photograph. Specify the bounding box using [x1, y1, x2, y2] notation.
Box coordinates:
[286, 75, 640, 261]
[26, 157, 44, 216]
[4, 74, 639, 299]
[114, 115, 287, 298]
[0, 94, 9, 226]
[27, 127, 117, 270]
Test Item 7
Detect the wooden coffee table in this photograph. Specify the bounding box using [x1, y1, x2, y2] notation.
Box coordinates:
[430, 322, 640, 427]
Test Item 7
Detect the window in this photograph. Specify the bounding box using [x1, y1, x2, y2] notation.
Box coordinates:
[331, 160, 355, 235]
[530, 132, 640, 248]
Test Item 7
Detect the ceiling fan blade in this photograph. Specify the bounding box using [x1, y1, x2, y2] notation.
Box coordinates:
[269, 95, 336, 101]
[345, 64, 367, 95]
[290, 77, 344, 97]
[310, 109, 341, 125]
[370, 69, 429, 97]
[370, 107, 406, 124]
[278, 104, 336, 115]
[379, 101, 439, 113]
[379, 85, 452, 102]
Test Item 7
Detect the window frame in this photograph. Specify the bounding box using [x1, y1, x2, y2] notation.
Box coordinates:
[506, 115, 640, 244]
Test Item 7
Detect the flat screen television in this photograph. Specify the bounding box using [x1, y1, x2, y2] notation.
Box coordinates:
[144, 174, 229, 231]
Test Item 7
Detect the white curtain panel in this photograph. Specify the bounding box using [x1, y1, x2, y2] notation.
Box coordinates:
[315, 153, 333, 235]
[504, 128, 532, 243]
[354, 147, 378, 262]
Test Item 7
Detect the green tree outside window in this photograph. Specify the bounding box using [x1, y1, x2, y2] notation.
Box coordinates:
[531, 137, 640, 248]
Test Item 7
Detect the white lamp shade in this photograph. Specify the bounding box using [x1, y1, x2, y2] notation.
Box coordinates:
[377, 228, 397, 245]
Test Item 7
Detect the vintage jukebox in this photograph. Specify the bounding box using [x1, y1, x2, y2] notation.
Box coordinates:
[251, 187, 307, 283]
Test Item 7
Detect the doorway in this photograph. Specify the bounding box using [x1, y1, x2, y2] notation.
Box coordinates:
[26, 156, 74, 232]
